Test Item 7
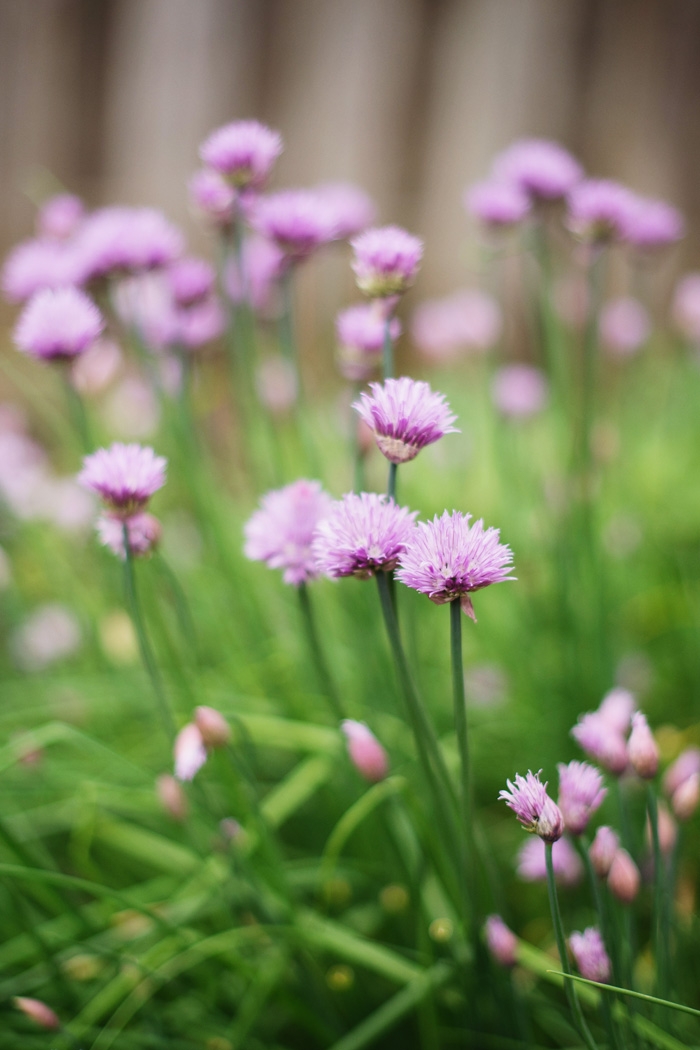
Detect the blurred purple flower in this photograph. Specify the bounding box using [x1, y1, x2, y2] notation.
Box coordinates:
[569, 927, 611, 983]
[79, 443, 166, 516]
[252, 190, 336, 261]
[600, 298, 650, 356]
[566, 179, 636, 244]
[244, 479, 332, 586]
[199, 119, 282, 188]
[589, 825, 620, 878]
[36, 194, 85, 240]
[174, 723, 207, 781]
[622, 196, 685, 250]
[188, 168, 236, 226]
[663, 746, 700, 798]
[312, 492, 417, 579]
[73, 206, 184, 283]
[351, 225, 423, 298]
[557, 760, 607, 835]
[493, 139, 583, 201]
[571, 711, 628, 775]
[97, 512, 161, 559]
[2, 238, 81, 302]
[464, 180, 531, 228]
[484, 915, 518, 967]
[14, 287, 104, 361]
[314, 182, 377, 239]
[341, 720, 389, 782]
[672, 273, 700, 342]
[412, 290, 501, 362]
[336, 304, 400, 382]
[491, 364, 548, 418]
[168, 256, 216, 307]
[516, 835, 583, 885]
[628, 711, 659, 779]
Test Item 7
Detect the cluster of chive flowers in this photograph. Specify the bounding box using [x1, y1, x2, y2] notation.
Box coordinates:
[78, 443, 166, 559]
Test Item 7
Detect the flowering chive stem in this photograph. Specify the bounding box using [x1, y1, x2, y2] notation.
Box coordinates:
[577, 837, 623, 1050]
[122, 524, 175, 741]
[388, 462, 398, 501]
[544, 841, 599, 1050]
[382, 315, 393, 379]
[62, 374, 92, 453]
[646, 785, 670, 1006]
[297, 583, 344, 720]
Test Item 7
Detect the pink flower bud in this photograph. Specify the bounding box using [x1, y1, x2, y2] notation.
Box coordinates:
[174, 723, 207, 781]
[14, 997, 60, 1030]
[672, 772, 700, 821]
[589, 825, 620, 878]
[628, 712, 659, 779]
[646, 802, 677, 855]
[341, 720, 389, 782]
[608, 848, 640, 903]
[156, 773, 188, 821]
[484, 914, 518, 967]
[569, 926, 611, 983]
[663, 747, 700, 798]
[194, 706, 231, 748]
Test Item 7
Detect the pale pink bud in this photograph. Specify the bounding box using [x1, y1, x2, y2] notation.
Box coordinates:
[341, 720, 389, 782]
[672, 772, 700, 821]
[628, 712, 659, 779]
[646, 802, 677, 855]
[14, 997, 60, 1030]
[663, 747, 700, 798]
[194, 705, 231, 748]
[589, 825, 620, 878]
[156, 773, 188, 820]
[174, 723, 207, 781]
[484, 914, 518, 967]
[608, 848, 640, 903]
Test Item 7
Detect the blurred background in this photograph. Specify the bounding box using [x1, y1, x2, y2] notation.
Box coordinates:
[2, 0, 700, 311]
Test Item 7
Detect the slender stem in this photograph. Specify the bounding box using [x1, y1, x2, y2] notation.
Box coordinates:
[62, 373, 92, 454]
[577, 837, 622, 1050]
[647, 785, 669, 1004]
[297, 583, 344, 720]
[122, 524, 175, 741]
[387, 461, 398, 501]
[545, 841, 599, 1050]
[382, 314, 393, 379]
[450, 600, 471, 821]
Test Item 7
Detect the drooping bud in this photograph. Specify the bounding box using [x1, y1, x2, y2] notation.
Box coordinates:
[194, 706, 231, 749]
[14, 997, 60, 1030]
[589, 825, 620, 878]
[672, 772, 700, 822]
[608, 848, 640, 903]
[628, 712, 659, 779]
[341, 720, 389, 782]
[484, 915, 518, 967]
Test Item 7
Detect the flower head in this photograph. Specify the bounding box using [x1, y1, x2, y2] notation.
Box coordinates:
[396, 511, 514, 620]
[252, 190, 336, 261]
[499, 770, 564, 841]
[96, 512, 161, 559]
[569, 927, 611, 983]
[600, 298, 650, 357]
[566, 179, 636, 244]
[464, 180, 531, 228]
[484, 915, 518, 967]
[73, 206, 184, 283]
[571, 711, 628, 775]
[491, 364, 548, 418]
[608, 848, 640, 903]
[312, 492, 417, 579]
[589, 826, 620, 878]
[411, 290, 501, 362]
[199, 120, 282, 188]
[351, 225, 423, 298]
[314, 182, 377, 239]
[493, 139, 583, 200]
[663, 747, 700, 798]
[168, 256, 216, 307]
[37, 194, 84, 240]
[14, 287, 104, 361]
[516, 835, 583, 884]
[336, 304, 400, 382]
[79, 443, 167, 516]
[243, 479, 332, 586]
[174, 724, 207, 781]
[622, 197, 685, 250]
[353, 377, 458, 464]
[188, 168, 236, 225]
[557, 760, 607, 835]
[628, 711, 659, 779]
[341, 720, 389, 782]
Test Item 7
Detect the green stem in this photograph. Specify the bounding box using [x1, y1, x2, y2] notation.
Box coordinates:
[577, 838, 622, 1050]
[297, 583, 344, 720]
[122, 524, 175, 741]
[62, 373, 92, 453]
[382, 314, 393, 379]
[647, 785, 670, 1004]
[545, 841, 599, 1050]
[387, 461, 398, 501]
[449, 599, 474, 922]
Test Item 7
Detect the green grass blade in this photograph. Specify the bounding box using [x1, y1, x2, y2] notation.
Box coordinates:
[549, 969, 700, 1019]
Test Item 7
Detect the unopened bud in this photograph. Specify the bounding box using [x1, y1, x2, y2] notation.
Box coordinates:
[194, 706, 231, 748]
[672, 772, 700, 822]
[341, 720, 389, 782]
[484, 914, 518, 968]
[156, 773, 188, 821]
[174, 723, 207, 781]
[628, 712, 659, 779]
[14, 997, 60, 1030]
[589, 825, 620, 878]
[663, 747, 700, 798]
[608, 848, 640, 903]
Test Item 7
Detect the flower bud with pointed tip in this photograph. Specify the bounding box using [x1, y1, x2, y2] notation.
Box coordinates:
[628, 711, 659, 779]
[341, 720, 389, 782]
[608, 848, 640, 903]
[174, 723, 207, 781]
[156, 773, 188, 821]
[663, 747, 700, 798]
[194, 706, 231, 749]
[672, 772, 700, 822]
[484, 915, 518, 967]
[589, 825, 620, 878]
[14, 997, 60, 1030]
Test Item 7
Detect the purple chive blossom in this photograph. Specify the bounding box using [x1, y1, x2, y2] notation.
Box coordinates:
[464, 180, 531, 228]
[491, 364, 549, 419]
[396, 511, 514, 620]
[336, 305, 401, 382]
[188, 169, 236, 226]
[13, 287, 104, 362]
[627, 711, 659, 779]
[351, 225, 423, 298]
[557, 761, 607, 836]
[484, 915, 518, 967]
[353, 377, 458, 464]
[571, 711, 628, 775]
[566, 179, 636, 244]
[168, 257, 216, 307]
[225, 235, 285, 317]
[252, 190, 337, 261]
[341, 720, 389, 782]
[492, 139, 583, 201]
[1, 238, 81, 302]
[600, 298, 650, 357]
[243, 479, 333, 586]
[412, 290, 502, 362]
[312, 492, 417, 579]
[96, 512, 161, 559]
[569, 927, 611, 983]
[597, 687, 635, 735]
[37, 194, 85, 240]
[72, 207, 184, 283]
[78, 443, 167, 516]
[499, 770, 564, 841]
[199, 120, 282, 188]
[516, 836, 583, 885]
[314, 182, 377, 240]
[622, 197, 685, 250]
